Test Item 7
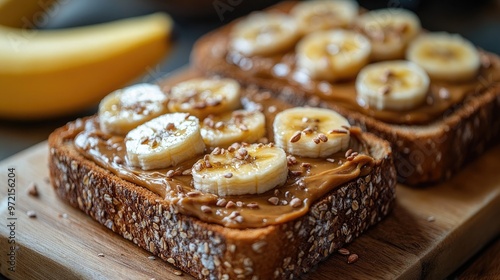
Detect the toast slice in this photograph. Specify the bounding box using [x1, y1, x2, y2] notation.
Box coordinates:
[48, 72, 396, 279]
[190, 1, 500, 185]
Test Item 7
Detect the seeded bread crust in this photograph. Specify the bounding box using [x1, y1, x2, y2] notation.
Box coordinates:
[48, 117, 395, 280]
[190, 1, 500, 185]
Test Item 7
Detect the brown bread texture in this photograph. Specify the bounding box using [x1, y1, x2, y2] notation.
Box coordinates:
[48, 116, 396, 280]
[190, 1, 500, 185]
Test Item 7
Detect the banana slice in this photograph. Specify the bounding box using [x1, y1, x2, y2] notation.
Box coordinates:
[291, 0, 359, 34]
[273, 107, 350, 158]
[406, 32, 481, 81]
[201, 110, 266, 148]
[296, 30, 371, 81]
[125, 113, 205, 170]
[98, 84, 168, 135]
[356, 60, 430, 111]
[192, 143, 288, 196]
[230, 12, 299, 56]
[167, 78, 241, 119]
[355, 8, 421, 61]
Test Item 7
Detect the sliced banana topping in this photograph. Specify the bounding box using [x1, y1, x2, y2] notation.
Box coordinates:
[296, 30, 371, 81]
[406, 32, 481, 81]
[125, 113, 205, 170]
[98, 83, 168, 135]
[291, 0, 358, 34]
[167, 78, 241, 119]
[355, 8, 421, 61]
[192, 143, 288, 196]
[273, 107, 351, 158]
[230, 12, 299, 56]
[201, 110, 266, 148]
[356, 60, 430, 111]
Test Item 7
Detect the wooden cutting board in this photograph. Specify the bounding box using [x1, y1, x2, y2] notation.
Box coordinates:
[0, 141, 499, 280]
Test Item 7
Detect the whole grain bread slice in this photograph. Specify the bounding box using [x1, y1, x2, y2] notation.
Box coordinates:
[190, 1, 500, 185]
[49, 115, 395, 280]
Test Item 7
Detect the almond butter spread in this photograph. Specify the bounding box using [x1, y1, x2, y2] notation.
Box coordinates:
[70, 89, 376, 229]
[204, 3, 500, 125]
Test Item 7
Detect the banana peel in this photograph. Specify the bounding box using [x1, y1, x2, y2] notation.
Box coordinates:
[0, 12, 173, 120]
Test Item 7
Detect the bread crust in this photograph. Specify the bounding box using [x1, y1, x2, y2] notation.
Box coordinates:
[48, 117, 396, 279]
[190, 1, 500, 185]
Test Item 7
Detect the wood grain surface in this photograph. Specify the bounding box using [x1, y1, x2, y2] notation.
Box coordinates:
[0, 141, 498, 279]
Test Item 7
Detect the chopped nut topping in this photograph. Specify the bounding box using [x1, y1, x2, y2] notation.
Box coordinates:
[186, 191, 201, 197]
[287, 155, 298, 166]
[312, 137, 320, 144]
[27, 182, 39, 197]
[239, 124, 249, 131]
[317, 133, 328, 142]
[301, 162, 311, 168]
[26, 210, 37, 218]
[328, 129, 348, 134]
[438, 88, 450, 99]
[224, 172, 233, 178]
[345, 149, 353, 158]
[226, 201, 236, 208]
[166, 122, 176, 130]
[378, 85, 391, 95]
[215, 121, 225, 129]
[247, 202, 259, 209]
[289, 170, 303, 176]
[290, 198, 303, 208]
[347, 253, 359, 264]
[290, 131, 302, 143]
[216, 198, 227, 207]
[268, 197, 279, 205]
[166, 170, 175, 178]
[326, 158, 335, 163]
[338, 248, 350, 255]
[201, 205, 213, 214]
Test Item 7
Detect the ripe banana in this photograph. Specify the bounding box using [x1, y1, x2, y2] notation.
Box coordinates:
[0, 12, 172, 120]
[296, 30, 371, 81]
[406, 32, 481, 81]
[98, 83, 168, 136]
[291, 0, 358, 35]
[273, 107, 351, 158]
[201, 110, 266, 148]
[356, 60, 430, 111]
[168, 78, 241, 119]
[230, 12, 299, 56]
[355, 8, 421, 61]
[0, 0, 57, 28]
[125, 113, 205, 170]
[191, 143, 288, 196]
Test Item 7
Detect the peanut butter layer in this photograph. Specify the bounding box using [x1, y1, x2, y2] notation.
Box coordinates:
[69, 89, 376, 229]
[204, 1, 500, 125]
